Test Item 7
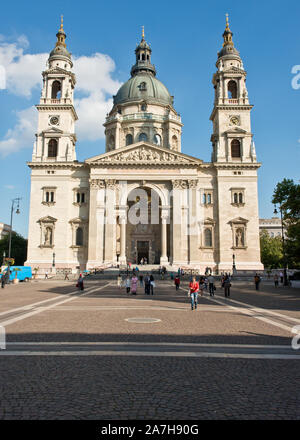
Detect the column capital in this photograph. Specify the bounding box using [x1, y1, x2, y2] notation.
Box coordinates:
[172, 179, 188, 189]
[105, 179, 117, 189]
[89, 179, 105, 189]
[188, 179, 199, 189]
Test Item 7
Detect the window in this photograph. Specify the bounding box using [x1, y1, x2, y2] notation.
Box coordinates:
[153, 134, 161, 146]
[108, 135, 115, 151]
[171, 135, 178, 151]
[48, 139, 58, 158]
[51, 81, 61, 99]
[231, 139, 241, 158]
[228, 80, 237, 99]
[76, 227, 83, 246]
[42, 187, 56, 205]
[202, 191, 213, 205]
[139, 132, 148, 142]
[231, 188, 245, 206]
[139, 81, 147, 91]
[74, 190, 87, 205]
[141, 103, 147, 111]
[204, 228, 212, 247]
[126, 134, 133, 146]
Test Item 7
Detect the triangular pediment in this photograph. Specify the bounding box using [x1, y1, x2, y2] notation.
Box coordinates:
[37, 216, 57, 223]
[86, 142, 202, 166]
[42, 127, 63, 134]
[228, 217, 249, 224]
[224, 127, 248, 135]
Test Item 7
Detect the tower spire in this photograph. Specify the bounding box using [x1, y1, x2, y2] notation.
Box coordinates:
[223, 13, 234, 47]
[142, 25, 145, 41]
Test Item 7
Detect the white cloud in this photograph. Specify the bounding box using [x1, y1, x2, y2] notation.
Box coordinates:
[0, 106, 37, 156]
[0, 36, 122, 155]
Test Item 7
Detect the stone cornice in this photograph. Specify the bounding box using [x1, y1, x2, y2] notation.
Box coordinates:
[210, 105, 253, 121]
[27, 161, 87, 170]
[36, 104, 78, 120]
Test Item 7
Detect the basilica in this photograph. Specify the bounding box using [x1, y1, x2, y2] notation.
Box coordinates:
[25, 17, 263, 273]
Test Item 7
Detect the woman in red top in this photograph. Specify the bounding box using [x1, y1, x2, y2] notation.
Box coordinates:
[189, 276, 199, 310]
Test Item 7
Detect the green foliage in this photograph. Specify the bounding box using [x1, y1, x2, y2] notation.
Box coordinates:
[272, 179, 300, 268]
[0, 232, 28, 266]
[260, 230, 283, 269]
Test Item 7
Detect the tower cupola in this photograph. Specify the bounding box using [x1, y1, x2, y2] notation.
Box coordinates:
[131, 27, 156, 77]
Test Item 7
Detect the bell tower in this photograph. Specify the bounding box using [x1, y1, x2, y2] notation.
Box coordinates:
[32, 16, 78, 162]
[210, 15, 256, 163]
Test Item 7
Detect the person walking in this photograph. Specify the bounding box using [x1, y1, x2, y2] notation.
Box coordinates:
[117, 273, 122, 290]
[279, 271, 284, 284]
[45, 270, 48, 280]
[223, 275, 231, 298]
[77, 274, 84, 291]
[189, 276, 199, 310]
[274, 273, 279, 288]
[204, 276, 208, 292]
[150, 274, 155, 295]
[125, 276, 131, 294]
[254, 273, 261, 291]
[199, 277, 205, 296]
[208, 274, 215, 296]
[64, 271, 69, 280]
[139, 274, 144, 287]
[1, 272, 6, 288]
[144, 273, 151, 295]
[131, 273, 138, 295]
[174, 275, 180, 291]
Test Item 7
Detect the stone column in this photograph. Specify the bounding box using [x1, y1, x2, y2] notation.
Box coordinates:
[188, 179, 200, 265]
[160, 208, 169, 264]
[172, 180, 188, 264]
[119, 213, 127, 265]
[87, 179, 105, 268]
[104, 179, 117, 264]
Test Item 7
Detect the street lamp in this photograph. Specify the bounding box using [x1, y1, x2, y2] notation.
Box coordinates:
[8, 197, 21, 259]
[232, 254, 236, 274]
[274, 205, 288, 286]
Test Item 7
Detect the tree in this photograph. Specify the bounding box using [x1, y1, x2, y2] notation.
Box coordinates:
[260, 230, 283, 269]
[272, 178, 300, 269]
[0, 232, 28, 266]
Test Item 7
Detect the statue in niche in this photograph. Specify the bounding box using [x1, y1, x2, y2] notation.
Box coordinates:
[235, 228, 244, 247]
[44, 227, 52, 246]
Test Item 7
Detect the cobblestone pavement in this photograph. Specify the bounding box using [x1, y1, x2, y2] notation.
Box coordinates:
[0, 278, 299, 419]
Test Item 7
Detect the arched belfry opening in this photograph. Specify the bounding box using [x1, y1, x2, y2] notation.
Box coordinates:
[117, 186, 170, 265]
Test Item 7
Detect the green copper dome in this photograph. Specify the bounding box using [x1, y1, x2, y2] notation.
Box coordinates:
[114, 73, 173, 106]
[114, 32, 174, 106]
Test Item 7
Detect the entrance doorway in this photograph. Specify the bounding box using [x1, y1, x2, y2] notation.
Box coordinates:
[137, 241, 149, 263]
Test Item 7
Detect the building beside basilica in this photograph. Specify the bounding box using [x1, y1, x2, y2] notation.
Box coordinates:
[25, 17, 263, 273]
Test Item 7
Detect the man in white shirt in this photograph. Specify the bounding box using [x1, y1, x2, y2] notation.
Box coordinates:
[208, 275, 215, 296]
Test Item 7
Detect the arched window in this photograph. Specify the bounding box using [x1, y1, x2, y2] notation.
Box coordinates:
[239, 193, 243, 204]
[204, 228, 212, 247]
[139, 82, 147, 91]
[46, 192, 50, 203]
[234, 193, 238, 204]
[231, 139, 241, 158]
[76, 227, 83, 246]
[153, 134, 161, 145]
[142, 53, 145, 61]
[51, 81, 61, 99]
[139, 132, 148, 142]
[48, 139, 58, 158]
[203, 194, 207, 204]
[171, 135, 178, 151]
[126, 134, 133, 146]
[207, 194, 211, 204]
[76, 193, 81, 204]
[228, 80, 237, 99]
[108, 135, 115, 151]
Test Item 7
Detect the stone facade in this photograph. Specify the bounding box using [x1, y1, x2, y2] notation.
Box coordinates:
[25, 18, 264, 273]
[0, 223, 11, 240]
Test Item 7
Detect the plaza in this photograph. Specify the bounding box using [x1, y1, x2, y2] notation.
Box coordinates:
[0, 277, 299, 420]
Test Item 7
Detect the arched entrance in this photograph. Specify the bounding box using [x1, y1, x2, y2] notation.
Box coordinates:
[117, 186, 170, 265]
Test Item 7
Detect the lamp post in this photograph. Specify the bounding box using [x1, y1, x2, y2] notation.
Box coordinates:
[274, 205, 288, 286]
[8, 198, 21, 259]
[2, 251, 5, 266]
[232, 254, 236, 274]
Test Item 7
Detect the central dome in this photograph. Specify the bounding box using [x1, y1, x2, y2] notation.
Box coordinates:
[114, 73, 173, 106]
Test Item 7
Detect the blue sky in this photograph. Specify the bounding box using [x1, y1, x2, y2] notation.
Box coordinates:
[0, 0, 299, 238]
